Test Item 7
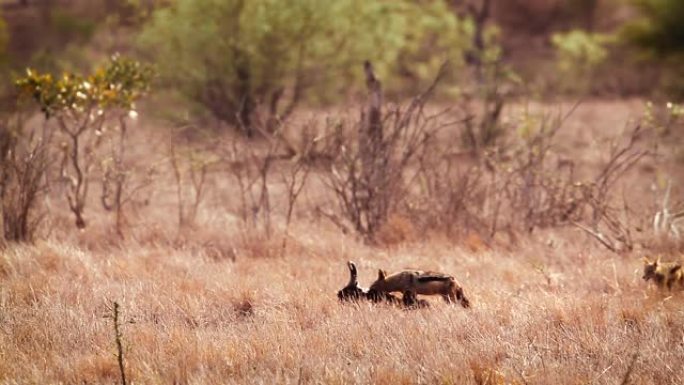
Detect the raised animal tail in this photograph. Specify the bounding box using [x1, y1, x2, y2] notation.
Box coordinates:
[346, 261, 358, 286]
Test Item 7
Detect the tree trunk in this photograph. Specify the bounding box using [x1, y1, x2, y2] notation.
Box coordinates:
[235, 56, 254, 138]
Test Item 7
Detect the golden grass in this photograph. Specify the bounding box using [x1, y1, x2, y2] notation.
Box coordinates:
[2, 100, 684, 384]
[2, 233, 684, 384]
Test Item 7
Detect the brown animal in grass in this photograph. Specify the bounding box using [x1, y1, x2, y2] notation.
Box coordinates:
[368, 268, 470, 308]
[643, 255, 684, 291]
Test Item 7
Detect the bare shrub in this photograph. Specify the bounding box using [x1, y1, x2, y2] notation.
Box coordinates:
[317, 88, 649, 250]
[206, 121, 315, 254]
[572, 125, 650, 252]
[408, 107, 581, 243]
[410, 140, 489, 238]
[309, 48, 519, 246]
[495, 109, 584, 232]
[406, 103, 651, 249]
[0, 109, 50, 243]
[168, 144, 214, 231]
[221, 136, 277, 237]
[100, 114, 156, 238]
[323, 62, 449, 242]
[279, 127, 314, 253]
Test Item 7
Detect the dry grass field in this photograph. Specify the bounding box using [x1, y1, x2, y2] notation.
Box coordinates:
[2, 100, 684, 385]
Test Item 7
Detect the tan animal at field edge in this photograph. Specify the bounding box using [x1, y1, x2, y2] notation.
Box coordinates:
[368, 268, 470, 308]
[643, 255, 684, 291]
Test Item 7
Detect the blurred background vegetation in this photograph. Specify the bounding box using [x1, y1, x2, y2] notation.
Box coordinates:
[0, 0, 682, 124]
[0, 0, 682, 244]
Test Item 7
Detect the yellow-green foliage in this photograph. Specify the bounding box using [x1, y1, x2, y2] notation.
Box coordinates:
[551, 29, 611, 92]
[15, 55, 153, 119]
[552, 30, 609, 69]
[139, 0, 470, 120]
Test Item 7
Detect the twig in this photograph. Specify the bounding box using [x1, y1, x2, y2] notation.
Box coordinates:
[109, 301, 127, 385]
[572, 221, 618, 253]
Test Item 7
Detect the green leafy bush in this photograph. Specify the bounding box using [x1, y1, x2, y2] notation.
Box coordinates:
[139, 0, 469, 135]
[16, 55, 152, 118]
[552, 29, 611, 93]
[623, 0, 684, 56]
[621, 0, 684, 97]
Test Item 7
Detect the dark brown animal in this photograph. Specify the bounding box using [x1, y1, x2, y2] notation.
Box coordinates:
[337, 261, 368, 301]
[337, 261, 428, 308]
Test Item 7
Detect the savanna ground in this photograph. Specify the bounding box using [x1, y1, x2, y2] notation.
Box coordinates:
[2, 98, 684, 385]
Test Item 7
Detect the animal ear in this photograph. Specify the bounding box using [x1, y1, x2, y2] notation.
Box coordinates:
[642, 256, 650, 264]
[656, 255, 661, 264]
[378, 269, 386, 281]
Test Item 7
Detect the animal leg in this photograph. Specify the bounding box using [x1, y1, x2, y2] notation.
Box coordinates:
[403, 290, 429, 309]
[403, 290, 418, 307]
[456, 288, 470, 308]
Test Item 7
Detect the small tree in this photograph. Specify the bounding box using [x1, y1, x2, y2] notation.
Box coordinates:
[16, 55, 152, 229]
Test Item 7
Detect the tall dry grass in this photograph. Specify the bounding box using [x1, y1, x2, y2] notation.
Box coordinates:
[2, 232, 684, 384]
[1, 100, 684, 384]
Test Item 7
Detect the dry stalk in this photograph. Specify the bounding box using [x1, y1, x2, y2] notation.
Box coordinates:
[280, 127, 314, 253]
[168, 144, 211, 231]
[574, 125, 650, 253]
[223, 133, 279, 237]
[106, 301, 128, 385]
[653, 179, 684, 240]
